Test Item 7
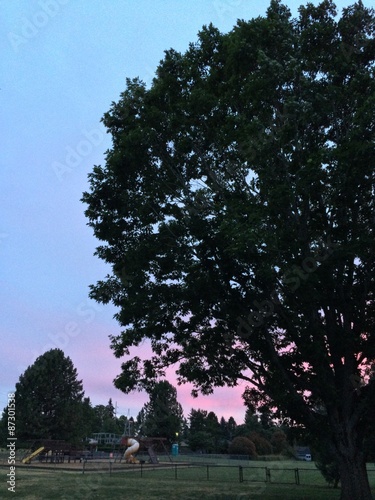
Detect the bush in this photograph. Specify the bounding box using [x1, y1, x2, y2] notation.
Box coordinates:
[248, 432, 273, 456]
[270, 429, 289, 454]
[315, 447, 340, 488]
[228, 437, 257, 458]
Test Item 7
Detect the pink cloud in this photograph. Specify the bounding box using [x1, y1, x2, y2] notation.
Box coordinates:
[165, 367, 247, 424]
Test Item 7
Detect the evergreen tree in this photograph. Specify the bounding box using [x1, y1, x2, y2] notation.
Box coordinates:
[106, 398, 116, 419]
[138, 381, 184, 444]
[93, 402, 120, 433]
[188, 409, 222, 453]
[12, 349, 85, 444]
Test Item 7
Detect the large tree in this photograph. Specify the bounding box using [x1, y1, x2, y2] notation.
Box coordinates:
[82, 1, 375, 498]
[13, 349, 86, 443]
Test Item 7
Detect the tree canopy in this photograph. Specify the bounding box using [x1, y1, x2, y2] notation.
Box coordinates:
[82, 1, 375, 498]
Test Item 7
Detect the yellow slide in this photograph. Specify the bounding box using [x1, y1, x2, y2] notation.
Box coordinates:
[22, 446, 45, 464]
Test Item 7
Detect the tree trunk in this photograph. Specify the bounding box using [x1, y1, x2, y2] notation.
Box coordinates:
[336, 442, 373, 500]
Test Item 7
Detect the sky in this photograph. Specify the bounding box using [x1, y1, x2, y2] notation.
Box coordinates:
[0, 0, 369, 427]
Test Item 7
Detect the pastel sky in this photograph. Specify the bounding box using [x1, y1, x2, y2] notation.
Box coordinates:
[1, 0, 365, 425]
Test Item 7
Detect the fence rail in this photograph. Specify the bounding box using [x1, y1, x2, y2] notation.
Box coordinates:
[74, 460, 375, 487]
[138, 463, 375, 486]
[2, 452, 375, 488]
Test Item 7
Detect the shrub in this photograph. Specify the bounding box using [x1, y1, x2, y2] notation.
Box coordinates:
[315, 446, 340, 488]
[271, 429, 289, 454]
[248, 432, 273, 456]
[228, 437, 257, 458]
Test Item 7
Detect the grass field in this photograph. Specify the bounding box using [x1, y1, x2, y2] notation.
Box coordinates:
[1, 458, 374, 499]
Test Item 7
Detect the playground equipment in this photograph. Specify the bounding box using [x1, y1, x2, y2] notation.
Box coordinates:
[22, 446, 45, 464]
[21, 440, 90, 464]
[139, 437, 168, 464]
[117, 436, 171, 464]
[121, 437, 140, 464]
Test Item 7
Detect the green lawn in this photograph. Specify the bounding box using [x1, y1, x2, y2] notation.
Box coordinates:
[1, 459, 374, 499]
[0, 468, 341, 500]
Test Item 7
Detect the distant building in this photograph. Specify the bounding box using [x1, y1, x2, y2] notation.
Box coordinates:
[91, 433, 122, 445]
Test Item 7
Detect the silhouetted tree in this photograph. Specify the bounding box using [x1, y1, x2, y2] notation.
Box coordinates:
[138, 381, 184, 444]
[12, 349, 85, 444]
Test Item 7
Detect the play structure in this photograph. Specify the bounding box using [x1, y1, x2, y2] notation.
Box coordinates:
[20, 436, 171, 466]
[22, 446, 45, 464]
[116, 415, 168, 464]
[21, 440, 92, 464]
[116, 436, 171, 464]
[121, 437, 140, 463]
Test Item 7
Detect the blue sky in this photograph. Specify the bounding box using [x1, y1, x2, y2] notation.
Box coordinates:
[0, 0, 367, 424]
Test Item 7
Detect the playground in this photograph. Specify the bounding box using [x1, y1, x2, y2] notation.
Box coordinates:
[2, 432, 374, 499]
[18, 435, 171, 465]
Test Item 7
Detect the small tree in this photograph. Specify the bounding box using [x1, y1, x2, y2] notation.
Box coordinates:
[106, 398, 116, 419]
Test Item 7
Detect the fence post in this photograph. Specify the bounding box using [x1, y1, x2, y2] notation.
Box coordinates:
[295, 468, 300, 485]
[175, 464, 178, 480]
[266, 467, 271, 483]
[207, 465, 210, 481]
[239, 465, 244, 483]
